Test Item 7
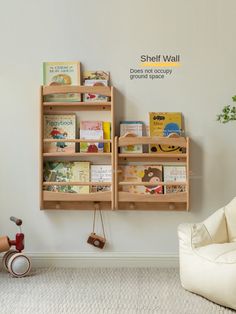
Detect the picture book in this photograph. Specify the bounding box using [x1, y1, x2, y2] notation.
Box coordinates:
[44, 114, 76, 153]
[91, 165, 112, 192]
[84, 80, 108, 102]
[120, 121, 143, 153]
[103, 122, 111, 153]
[80, 121, 103, 130]
[83, 71, 109, 81]
[80, 130, 104, 153]
[43, 61, 81, 102]
[44, 161, 90, 194]
[149, 112, 182, 153]
[163, 166, 186, 194]
[80, 121, 104, 152]
[119, 165, 163, 194]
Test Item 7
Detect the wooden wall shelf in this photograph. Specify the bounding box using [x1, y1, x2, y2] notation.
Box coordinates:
[114, 135, 190, 211]
[40, 85, 190, 211]
[40, 85, 115, 210]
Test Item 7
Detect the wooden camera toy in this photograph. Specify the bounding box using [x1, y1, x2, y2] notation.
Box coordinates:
[87, 232, 106, 249]
[0, 217, 31, 277]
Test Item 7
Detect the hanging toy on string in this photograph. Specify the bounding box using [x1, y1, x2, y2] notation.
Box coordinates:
[87, 203, 106, 249]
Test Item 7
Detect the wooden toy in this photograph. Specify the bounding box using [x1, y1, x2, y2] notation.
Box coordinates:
[0, 217, 31, 277]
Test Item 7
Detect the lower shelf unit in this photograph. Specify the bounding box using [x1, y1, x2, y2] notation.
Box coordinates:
[114, 136, 190, 211]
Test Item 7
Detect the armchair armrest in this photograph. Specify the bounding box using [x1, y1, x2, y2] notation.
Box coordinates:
[178, 223, 212, 251]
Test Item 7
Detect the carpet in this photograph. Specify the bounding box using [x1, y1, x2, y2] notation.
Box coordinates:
[0, 267, 234, 314]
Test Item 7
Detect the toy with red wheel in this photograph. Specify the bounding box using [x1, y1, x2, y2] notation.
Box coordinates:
[0, 217, 31, 277]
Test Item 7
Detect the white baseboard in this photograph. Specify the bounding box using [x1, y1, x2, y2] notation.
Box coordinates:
[26, 252, 179, 268]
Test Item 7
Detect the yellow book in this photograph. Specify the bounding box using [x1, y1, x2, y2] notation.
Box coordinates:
[103, 122, 111, 153]
[149, 112, 182, 153]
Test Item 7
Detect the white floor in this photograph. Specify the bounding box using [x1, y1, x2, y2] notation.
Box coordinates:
[0, 267, 234, 314]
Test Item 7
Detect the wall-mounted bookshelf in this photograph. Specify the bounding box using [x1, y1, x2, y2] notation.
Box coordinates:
[40, 85, 115, 210]
[114, 136, 190, 211]
[40, 85, 190, 211]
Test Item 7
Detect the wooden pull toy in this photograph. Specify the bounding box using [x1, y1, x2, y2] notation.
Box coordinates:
[0, 217, 31, 277]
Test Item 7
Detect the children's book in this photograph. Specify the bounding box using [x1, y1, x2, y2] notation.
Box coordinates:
[103, 122, 111, 153]
[84, 80, 108, 102]
[120, 121, 143, 153]
[149, 112, 182, 153]
[80, 130, 104, 152]
[80, 121, 103, 130]
[44, 114, 76, 153]
[43, 61, 81, 102]
[44, 162, 90, 193]
[91, 165, 112, 192]
[80, 121, 104, 152]
[119, 165, 163, 194]
[83, 71, 109, 81]
[163, 166, 186, 194]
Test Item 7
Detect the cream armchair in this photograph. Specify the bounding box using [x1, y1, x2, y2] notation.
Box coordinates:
[178, 197, 236, 311]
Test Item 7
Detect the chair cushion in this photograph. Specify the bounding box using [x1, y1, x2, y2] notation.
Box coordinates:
[225, 197, 236, 242]
[195, 242, 236, 263]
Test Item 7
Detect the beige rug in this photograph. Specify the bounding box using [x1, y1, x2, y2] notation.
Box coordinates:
[0, 267, 234, 314]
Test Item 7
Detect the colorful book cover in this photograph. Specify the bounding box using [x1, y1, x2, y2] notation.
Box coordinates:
[149, 112, 182, 153]
[119, 165, 163, 194]
[163, 166, 186, 194]
[44, 161, 90, 194]
[91, 165, 112, 192]
[44, 114, 76, 153]
[84, 80, 108, 102]
[83, 71, 109, 81]
[43, 61, 81, 102]
[80, 121, 103, 130]
[120, 121, 143, 153]
[103, 122, 111, 153]
[80, 130, 104, 153]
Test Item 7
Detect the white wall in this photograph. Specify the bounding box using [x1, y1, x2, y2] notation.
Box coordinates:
[0, 0, 236, 259]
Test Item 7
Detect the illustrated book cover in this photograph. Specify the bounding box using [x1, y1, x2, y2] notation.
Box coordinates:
[44, 114, 76, 153]
[120, 121, 143, 153]
[149, 112, 182, 153]
[163, 166, 186, 194]
[80, 121, 104, 152]
[84, 79, 108, 102]
[43, 61, 81, 102]
[44, 161, 90, 194]
[119, 165, 163, 194]
[91, 165, 112, 192]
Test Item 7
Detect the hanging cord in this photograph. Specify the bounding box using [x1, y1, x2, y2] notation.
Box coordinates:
[92, 203, 106, 240]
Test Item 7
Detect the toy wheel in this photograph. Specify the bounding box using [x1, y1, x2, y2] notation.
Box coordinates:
[8, 253, 31, 278]
[2, 250, 18, 271]
[0, 236, 10, 252]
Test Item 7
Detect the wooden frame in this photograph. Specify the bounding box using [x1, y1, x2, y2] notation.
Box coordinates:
[114, 135, 190, 211]
[40, 85, 115, 210]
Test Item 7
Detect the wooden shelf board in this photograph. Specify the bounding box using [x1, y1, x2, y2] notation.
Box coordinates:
[43, 139, 111, 143]
[119, 153, 187, 158]
[43, 191, 111, 202]
[43, 182, 111, 186]
[118, 136, 188, 147]
[43, 152, 112, 157]
[117, 202, 187, 211]
[43, 103, 111, 112]
[41, 201, 112, 210]
[118, 191, 187, 203]
[43, 101, 111, 106]
[42, 85, 112, 97]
